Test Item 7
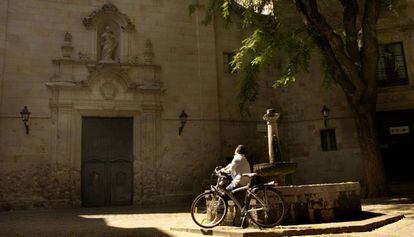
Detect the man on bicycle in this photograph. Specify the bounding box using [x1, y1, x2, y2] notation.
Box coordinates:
[220, 145, 251, 191]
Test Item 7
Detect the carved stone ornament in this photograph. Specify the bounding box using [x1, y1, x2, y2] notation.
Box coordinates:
[143, 39, 154, 64]
[128, 56, 139, 65]
[64, 32, 72, 42]
[82, 3, 135, 31]
[61, 32, 74, 58]
[100, 81, 118, 100]
[78, 52, 90, 61]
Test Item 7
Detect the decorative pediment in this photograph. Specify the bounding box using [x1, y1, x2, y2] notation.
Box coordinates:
[86, 66, 138, 91]
[47, 3, 164, 112]
[83, 3, 135, 31]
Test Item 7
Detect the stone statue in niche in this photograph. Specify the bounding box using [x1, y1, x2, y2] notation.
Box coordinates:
[100, 26, 118, 61]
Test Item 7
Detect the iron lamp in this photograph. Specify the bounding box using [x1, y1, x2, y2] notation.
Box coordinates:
[178, 110, 188, 136]
[321, 105, 330, 128]
[20, 106, 31, 135]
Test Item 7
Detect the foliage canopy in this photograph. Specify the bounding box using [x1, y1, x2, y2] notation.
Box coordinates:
[189, 0, 398, 112]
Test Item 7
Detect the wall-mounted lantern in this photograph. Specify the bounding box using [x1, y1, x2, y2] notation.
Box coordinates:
[321, 105, 330, 128]
[178, 110, 188, 136]
[20, 106, 31, 135]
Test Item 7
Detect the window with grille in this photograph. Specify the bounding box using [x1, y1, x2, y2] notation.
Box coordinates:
[223, 52, 237, 74]
[320, 129, 337, 151]
[377, 42, 409, 87]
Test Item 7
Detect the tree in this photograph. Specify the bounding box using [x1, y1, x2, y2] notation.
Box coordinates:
[190, 0, 399, 197]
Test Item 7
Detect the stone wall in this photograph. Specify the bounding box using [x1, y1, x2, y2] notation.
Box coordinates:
[0, 162, 80, 210]
[213, 16, 277, 165]
[0, 0, 7, 101]
[0, 0, 223, 210]
[271, 58, 364, 185]
[0, 0, 271, 210]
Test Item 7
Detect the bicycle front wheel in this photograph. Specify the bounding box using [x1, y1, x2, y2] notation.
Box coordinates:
[247, 186, 286, 228]
[191, 191, 228, 228]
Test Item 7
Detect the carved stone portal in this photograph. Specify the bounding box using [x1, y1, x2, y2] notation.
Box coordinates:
[47, 3, 163, 207]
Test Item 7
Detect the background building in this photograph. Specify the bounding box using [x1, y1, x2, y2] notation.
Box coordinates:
[0, 0, 274, 210]
[0, 0, 413, 210]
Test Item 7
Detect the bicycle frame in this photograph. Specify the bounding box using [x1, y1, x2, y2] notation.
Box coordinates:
[210, 182, 272, 215]
[192, 167, 285, 228]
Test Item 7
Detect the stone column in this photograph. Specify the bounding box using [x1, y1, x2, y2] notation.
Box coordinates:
[134, 103, 162, 204]
[262, 109, 280, 163]
[140, 104, 161, 164]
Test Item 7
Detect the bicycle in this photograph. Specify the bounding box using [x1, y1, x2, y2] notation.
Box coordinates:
[191, 166, 286, 228]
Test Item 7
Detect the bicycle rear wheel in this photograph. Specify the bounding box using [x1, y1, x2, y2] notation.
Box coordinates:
[247, 186, 286, 228]
[191, 191, 228, 228]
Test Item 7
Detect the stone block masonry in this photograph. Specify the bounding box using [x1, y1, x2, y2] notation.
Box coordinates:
[223, 182, 361, 225]
[278, 182, 361, 224]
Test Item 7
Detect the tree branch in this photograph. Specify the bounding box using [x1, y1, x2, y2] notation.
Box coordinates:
[361, 0, 380, 102]
[294, 0, 365, 100]
[339, 0, 360, 63]
[319, 38, 358, 98]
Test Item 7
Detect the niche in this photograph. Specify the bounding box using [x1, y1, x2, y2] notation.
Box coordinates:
[82, 3, 135, 62]
[97, 20, 121, 62]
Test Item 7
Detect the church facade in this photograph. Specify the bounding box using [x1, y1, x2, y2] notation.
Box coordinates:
[0, 0, 413, 210]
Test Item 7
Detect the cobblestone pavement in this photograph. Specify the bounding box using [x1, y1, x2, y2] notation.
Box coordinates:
[0, 196, 412, 237]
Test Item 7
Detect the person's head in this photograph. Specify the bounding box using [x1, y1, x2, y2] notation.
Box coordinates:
[235, 144, 246, 155]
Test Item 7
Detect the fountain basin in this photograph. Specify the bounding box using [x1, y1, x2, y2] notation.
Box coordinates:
[253, 162, 298, 176]
[222, 182, 361, 225]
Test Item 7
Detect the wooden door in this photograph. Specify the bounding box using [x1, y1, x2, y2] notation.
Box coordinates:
[82, 117, 133, 207]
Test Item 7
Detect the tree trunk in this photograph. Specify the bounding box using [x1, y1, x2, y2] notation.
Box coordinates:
[352, 103, 388, 197]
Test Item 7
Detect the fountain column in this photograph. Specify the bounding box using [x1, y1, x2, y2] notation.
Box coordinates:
[263, 108, 280, 163]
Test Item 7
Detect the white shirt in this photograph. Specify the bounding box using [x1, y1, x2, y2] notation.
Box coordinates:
[223, 154, 251, 187]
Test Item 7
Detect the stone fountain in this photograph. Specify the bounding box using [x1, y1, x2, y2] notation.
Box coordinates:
[253, 109, 362, 224]
[223, 109, 362, 226]
[253, 109, 297, 182]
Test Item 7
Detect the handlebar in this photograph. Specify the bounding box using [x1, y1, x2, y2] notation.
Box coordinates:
[212, 166, 257, 178]
[212, 166, 227, 178]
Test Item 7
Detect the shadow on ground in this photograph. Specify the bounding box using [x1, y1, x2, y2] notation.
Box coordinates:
[0, 215, 173, 237]
[76, 203, 190, 215]
[0, 205, 193, 237]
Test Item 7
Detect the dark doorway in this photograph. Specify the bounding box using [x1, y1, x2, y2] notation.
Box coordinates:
[377, 110, 414, 182]
[81, 117, 133, 207]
